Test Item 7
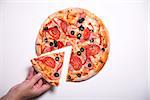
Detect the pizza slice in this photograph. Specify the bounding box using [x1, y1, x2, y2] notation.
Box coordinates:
[31, 52, 64, 86]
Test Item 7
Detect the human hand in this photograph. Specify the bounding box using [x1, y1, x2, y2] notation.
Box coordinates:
[0, 67, 51, 100]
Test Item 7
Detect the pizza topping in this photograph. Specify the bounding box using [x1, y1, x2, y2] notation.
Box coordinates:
[86, 44, 100, 57]
[54, 26, 58, 28]
[79, 25, 84, 31]
[67, 75, 71, 80]
[70, 55, 82, 70]
[57, 41, 64, 49]
[49, 27, 60, 40]
[83, 28, 91, 40]
[56, 63, 63, 72]
[43, 46, 54, 53]
[53, 40, 57, 47]
[55, 57, 59, 61]
[71, 30, 75, 35]
[90, 38, 94, 42]
[66, 42, 72, 46]
[76, 73, 81, 77]
[101, 48, 105, 51]
[77, 18, 85, 23]
[41, 57, 56, 68]
[54, 72, 59, 77]
[60, 20, 68, 33]
[88, 63, 92, 67]
[49, 42, 53, 46]
[43, 26, 48, 31]
[77, 51, 81, 56]
[80, 47, 84, 52]
[44, 38, 48, 43]
[77, 33, 82, 39]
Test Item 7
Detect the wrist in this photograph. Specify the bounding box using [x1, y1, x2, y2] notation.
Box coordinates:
[5, 87, 23, 100]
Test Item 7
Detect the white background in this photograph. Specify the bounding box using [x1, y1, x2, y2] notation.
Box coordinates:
[0, 0, 149, 100]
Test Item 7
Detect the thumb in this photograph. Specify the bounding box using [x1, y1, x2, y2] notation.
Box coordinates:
[29, 73, 42, 86]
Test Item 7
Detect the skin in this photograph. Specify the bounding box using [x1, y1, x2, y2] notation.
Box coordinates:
[0, 67, 51, 100]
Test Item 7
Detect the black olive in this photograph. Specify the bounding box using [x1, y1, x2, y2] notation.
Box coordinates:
[101, 48, 105, 51]
[44, 38, 48, 43]
[55, 57, 59, 61]
[49, 42, 53, 46]
[92, 30, 94, 32]
[43, 27, 48, 30]
[67, 75, 71, 80]
[90, 38, 94, 42]
[54, 26, 58, 28]
[80, 47, 84, 52]
[53, 40, 57, 47]
[77, 18, 85, 23]
[79, 25, 84, 31]
[54, 72, 59, 77]
[77, 33, 82, 39]
[77, 51, 81, 56]
[71, 31, 75, 35]
[88, 63, 92, 67]
[76, 73, 81, 77]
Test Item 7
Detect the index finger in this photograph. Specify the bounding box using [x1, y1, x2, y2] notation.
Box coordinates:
[26, 67, 34, 80]
[29, 73, 42, 86]
[37, 83, 51, 94]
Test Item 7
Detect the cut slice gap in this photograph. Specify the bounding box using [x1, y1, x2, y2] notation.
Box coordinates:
[31, 46, 72, 86]
[58, 46, 72, 85]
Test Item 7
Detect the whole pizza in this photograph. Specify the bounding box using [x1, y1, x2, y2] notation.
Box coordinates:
[34, 8, 110, 84]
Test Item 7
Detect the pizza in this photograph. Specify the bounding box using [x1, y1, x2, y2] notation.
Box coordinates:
[31, 52, 64, 86]
[35, 8, 110, 83]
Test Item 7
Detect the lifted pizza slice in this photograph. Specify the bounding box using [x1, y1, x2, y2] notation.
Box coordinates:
[31, 52, 64, 86]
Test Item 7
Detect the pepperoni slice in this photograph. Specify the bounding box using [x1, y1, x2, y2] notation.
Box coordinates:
[43, 46, 54, 53]
[83, 27, 91, 40]
[48, 27, 60, 40]
[42, 57, 56, 68]
[86, 44, 100, 57]
[60, 20, 68, 33]
[70, 55, 82, 70]
[57, 41, 64, 49]
[36, 56, 56, 68]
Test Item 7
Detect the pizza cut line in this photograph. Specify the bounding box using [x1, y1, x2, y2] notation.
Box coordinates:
[31, 8, 110, 86]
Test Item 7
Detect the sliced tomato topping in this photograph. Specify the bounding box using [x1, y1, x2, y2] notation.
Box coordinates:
[86, 44, 100, 57]
[57, 41, 64, 49]
[60, 20, 68, 33]
[70, 54, 82, 70]
[83, 27, 91, 40]
[38, 56, 56, 68]
[48, 27, 60, 40]
[43, 46, 54, 53]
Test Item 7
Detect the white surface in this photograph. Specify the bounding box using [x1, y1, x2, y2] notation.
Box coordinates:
[0, 0, 148, 100]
